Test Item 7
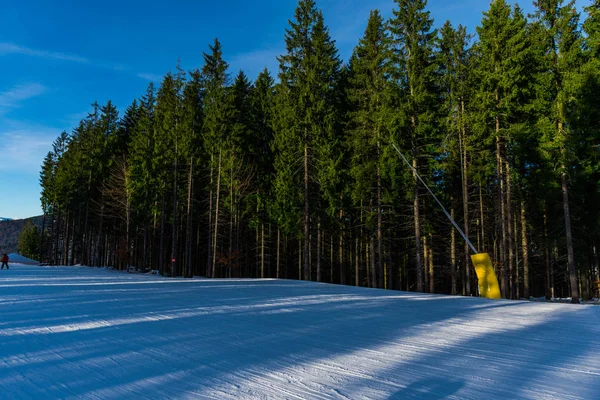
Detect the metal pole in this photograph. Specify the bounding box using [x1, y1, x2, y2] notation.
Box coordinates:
[391, 142, 479, 254]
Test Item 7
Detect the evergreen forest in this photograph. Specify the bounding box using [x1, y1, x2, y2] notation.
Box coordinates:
[38, 0, 600, 303]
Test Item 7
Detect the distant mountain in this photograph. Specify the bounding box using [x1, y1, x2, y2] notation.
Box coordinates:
[0, 216, 43, 254]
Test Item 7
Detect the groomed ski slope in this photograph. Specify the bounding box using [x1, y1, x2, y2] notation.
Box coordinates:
[0, 266, 598, 399]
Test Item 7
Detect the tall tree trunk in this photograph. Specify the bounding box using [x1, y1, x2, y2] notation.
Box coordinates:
[316, 220, 321, 282]
[330, 234, 333, 283]
[62, 212, 69, 265]
[185, 159, 194, 278]
[429, 234, 434, 293]
[159, 184, 166, 275]
[460, 118, 471, 296]
[98, 204, 105, 267]
[355, 237, 359, 287]
[142, 223, 148, 271]
[377, 167, 383, 290]
[69, 213, 75, 266]
[593, 246, 599, 290]
[212, 151, 222, 279]
[370, 239, 375, 289]
[276, 229, 280, 279]
[171, 141, 178, 277]
[497, 135, 507, 298]
[83, 171, 91, 265]
[261, 223, 265, 278]
[229, 165, 234, 279]
[413, 156, 423, 292]
[39, 211, 46, 263]
[521, 201, 529, 299]
[479, 183, 485, 252]
[207, 156, 214, 278]
[303, 142, 310, 281]
[506, 161, 514, 299]
[544, 207, 551, 299]
[451, 205, 457, 295]
[339, 221, 345, 286]
[561, 166, 580, 304]
[423, 235, 429, 292]
[299, 238, 302, 280]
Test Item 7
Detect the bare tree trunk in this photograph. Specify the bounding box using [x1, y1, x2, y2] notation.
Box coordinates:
[142, 223, 148, 271]
[544, 207, 551, 299]
[159, 187, 165, 275]
[212, 151, 222, 279]
[370, 239, 375, 289]
[261, 223, 265, 278]
[593, 246, 599, 289]
[39, 211, 46, 263]
[303, 143, 310, 281]
[506, 161, 514, 299]
[423, 235, 429, 292]
[171, 140, 179, 277]
[185, 159, 194, 278]
[83, 171, 92, 265]
[299, 238, 302, 280]
[317, 220, 321, 282]
[561, 166, 580, 304]
[229, 164, 234, 279]
[207, 157, 214, 278]
[451, 205, 457, 295]
[366, 239, 371, 288]
[480, 183, 485, 252]
[497, 134, 507, 298]
[460, 119, 471, 297]
[377, 166, 383, 290]
[69, 214, 75, 266]
[521, 201, 529, 299]
[355, 237, 359, 287]
[276, 229, 280, 279]
[413, 156, 423, 292]
[330, 234, 334, 283]
[339, 221, 345, 286]
[429, 234, 434, 294]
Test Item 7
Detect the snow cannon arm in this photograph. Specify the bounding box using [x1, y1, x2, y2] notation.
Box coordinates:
[471, 253, 501, 299]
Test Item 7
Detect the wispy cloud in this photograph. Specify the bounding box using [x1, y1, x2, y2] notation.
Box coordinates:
[0, 42, 89, 64]
[0, 83, 46, 113]
[138, 73, 164, 82]
[0, 42, 155, 81]
[0, 128, 56, 173]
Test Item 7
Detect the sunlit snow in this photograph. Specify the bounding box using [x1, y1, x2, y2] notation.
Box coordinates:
[0, 265, 598, 399]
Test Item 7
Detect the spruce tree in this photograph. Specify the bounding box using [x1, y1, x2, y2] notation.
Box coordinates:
[202, 38, 236, 278]
[438, 21, 473, 295]
[473, 0, 532, 298]
[532, 0, 583, 303]
[389, 0, 439, 293]
[275, 0, 342, 281]
[347, 9, 393, 288]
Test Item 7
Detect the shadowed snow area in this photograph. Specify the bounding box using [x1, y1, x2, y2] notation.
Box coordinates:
[0, 265, 598, 399]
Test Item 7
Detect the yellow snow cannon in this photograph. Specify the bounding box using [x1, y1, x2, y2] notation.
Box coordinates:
[391, 143, 501, 299]
[470, 253, 501, 299]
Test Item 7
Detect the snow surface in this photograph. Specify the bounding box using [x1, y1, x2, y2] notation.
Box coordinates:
[7, 253, 39, 265]
[0, 265, 599, 399]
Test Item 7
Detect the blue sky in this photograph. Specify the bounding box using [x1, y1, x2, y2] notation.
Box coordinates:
[0, 0, 592, 219]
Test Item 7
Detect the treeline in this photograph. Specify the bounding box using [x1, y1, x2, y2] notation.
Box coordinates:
[0, 216, 43, 254]
[39, 0, 599, 302]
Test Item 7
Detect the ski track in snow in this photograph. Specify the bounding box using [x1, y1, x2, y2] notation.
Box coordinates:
[0, 266, 598, 399]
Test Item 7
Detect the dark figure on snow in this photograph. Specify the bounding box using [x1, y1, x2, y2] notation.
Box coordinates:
[1, 254, 8, 269]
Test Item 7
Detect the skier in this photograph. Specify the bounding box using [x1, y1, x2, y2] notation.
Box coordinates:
[1, 254, 8, 269]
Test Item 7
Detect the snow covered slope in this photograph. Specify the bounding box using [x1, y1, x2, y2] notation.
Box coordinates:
[0, 266, 598, 399]
[7, 253, 39, 265]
